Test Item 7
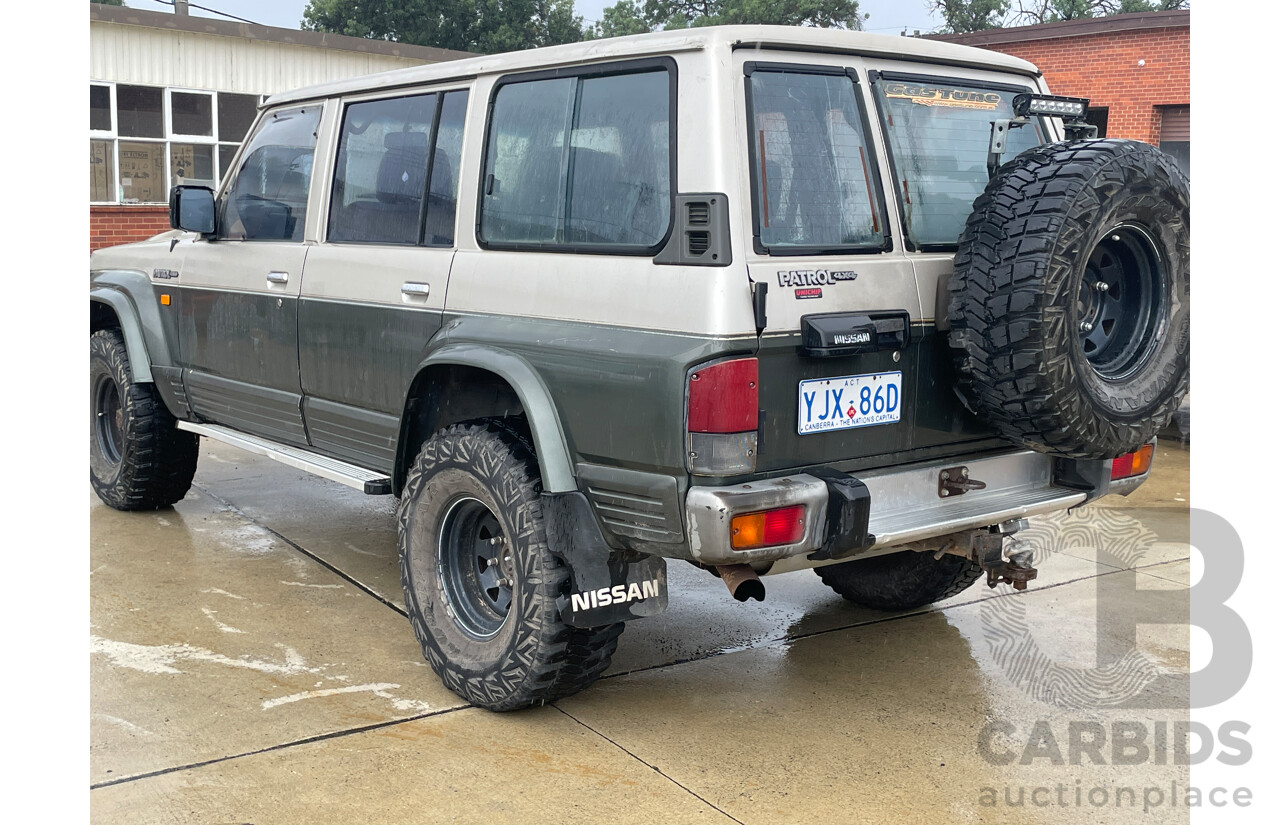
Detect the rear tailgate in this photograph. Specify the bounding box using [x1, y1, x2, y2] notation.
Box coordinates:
[751, 258, 997, 473]
[741, 58, 1001, 473]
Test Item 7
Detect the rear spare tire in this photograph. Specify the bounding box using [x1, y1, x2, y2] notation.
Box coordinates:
[947, 139, 1189, 459]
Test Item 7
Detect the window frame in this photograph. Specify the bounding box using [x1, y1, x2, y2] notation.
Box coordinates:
[90, 82, 119, 204]
[167, 87, 218, 141]
[475, 57, 678, 257]
[89, 81, 261, 205]
[868, 69, 1044, 253]
[324, 87, 470, 249]
[216, 103, 323, 243]
[743, 61, 893, 257]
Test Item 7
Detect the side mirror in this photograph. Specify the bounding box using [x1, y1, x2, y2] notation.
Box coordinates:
[169, 185, 216, 235]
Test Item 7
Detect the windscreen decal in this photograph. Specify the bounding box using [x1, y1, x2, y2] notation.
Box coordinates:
[883, 82, 1002, 110]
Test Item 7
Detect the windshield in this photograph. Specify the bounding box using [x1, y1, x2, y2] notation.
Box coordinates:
[873, 77, 1045, 248]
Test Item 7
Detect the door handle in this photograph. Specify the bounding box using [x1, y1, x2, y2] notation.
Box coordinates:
[401, 282, 430, 298]
[266, 271, 289, 285]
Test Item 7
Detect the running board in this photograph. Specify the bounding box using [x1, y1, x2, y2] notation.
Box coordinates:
[177, 421, 392, 495]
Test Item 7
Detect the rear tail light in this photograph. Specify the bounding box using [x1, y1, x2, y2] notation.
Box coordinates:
[731, 505, 806, 550]
[687, 357, 758, 475]
[1111, 444, 1155, 480]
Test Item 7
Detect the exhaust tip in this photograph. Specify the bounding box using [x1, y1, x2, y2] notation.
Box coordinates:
[716, 564, 766, 602]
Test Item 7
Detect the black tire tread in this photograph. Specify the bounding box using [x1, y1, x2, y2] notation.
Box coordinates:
[397, 421, 623, 711]
[946, 139, 1190, 458]
[816, 550, 983, 611]
[90, 329, 199, 510]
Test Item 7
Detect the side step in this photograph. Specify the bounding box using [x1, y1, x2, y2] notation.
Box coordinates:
[177, 421, 392, 495]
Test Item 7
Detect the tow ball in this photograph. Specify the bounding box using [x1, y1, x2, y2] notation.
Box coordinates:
[932, 519, 1038, 591]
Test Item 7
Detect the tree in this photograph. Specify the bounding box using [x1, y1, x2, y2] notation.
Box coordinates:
[934, 0, 1010, 33]
[301, 0, 584, 54]
[92, 0, 126, 6]
[932, 0, 1187, 32]
[588, 0, 866, 39]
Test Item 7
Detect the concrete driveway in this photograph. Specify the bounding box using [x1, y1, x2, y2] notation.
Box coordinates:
[90, 440, 1190, 823]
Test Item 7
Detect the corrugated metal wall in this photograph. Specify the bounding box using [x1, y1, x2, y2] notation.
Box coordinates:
[90, 20, 428, 95]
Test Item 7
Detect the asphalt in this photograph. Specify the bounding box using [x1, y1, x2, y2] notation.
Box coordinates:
[90, 438, 1191, 823]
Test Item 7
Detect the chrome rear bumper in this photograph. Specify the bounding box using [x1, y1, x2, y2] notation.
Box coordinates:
[685, 450, 1097, 571]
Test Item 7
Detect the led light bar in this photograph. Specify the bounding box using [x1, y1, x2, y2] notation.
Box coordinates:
[1012, 93, 1090, 120]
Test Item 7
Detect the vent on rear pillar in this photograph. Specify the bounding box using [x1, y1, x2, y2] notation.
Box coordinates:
[655, 193, 731, 267]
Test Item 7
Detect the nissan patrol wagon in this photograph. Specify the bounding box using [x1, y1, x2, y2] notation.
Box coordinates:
[90, 26, 1190, 710]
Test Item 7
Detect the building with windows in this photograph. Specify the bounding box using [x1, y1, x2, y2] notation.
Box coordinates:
[931, 9, 1190, 173]
[89, 3, 469, 251]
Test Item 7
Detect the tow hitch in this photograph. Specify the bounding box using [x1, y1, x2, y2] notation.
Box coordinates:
[930, 519, 1038, 591]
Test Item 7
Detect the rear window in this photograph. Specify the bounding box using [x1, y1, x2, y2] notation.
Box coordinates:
[746, 67, 886, 254]
[873, 76, 1044, 249]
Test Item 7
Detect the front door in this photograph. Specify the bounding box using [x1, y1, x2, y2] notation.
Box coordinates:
[298, 89, 470, 472]
[176, 104, 324, 448]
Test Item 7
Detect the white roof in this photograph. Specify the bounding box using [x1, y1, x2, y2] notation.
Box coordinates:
[266, 25, 1040, 106]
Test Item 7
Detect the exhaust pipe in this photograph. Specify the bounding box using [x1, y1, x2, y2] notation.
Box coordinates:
[716, 564, 765, 602]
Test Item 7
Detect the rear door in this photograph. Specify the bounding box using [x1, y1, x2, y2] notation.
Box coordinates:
[298, 88, 469, 472]
[739, 56, 929, 473]
[738, 55, 1049, 474]
[865, 63, 1050, 452]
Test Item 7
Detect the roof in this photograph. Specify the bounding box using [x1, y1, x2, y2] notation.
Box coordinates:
[930, 9, 1189, 47]
[89, 3, 474, 64]
[267, 25, 1042, 106]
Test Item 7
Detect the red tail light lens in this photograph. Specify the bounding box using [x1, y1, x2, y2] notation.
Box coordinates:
[1111, 444, 1155, 480]
[731, 505, 806, 550]
[688, 357, 758, 434]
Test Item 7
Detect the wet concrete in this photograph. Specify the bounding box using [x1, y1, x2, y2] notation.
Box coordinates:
[92, 440, 1191, 823]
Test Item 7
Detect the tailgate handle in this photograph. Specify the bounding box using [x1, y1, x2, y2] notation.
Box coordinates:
[799, 311, 910, 358]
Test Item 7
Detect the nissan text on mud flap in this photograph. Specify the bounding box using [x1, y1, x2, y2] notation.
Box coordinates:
[89, 26, 1189, 711]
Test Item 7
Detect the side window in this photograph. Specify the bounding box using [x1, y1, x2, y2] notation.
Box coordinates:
[479, 66, 672, 251]
[746, 69, 885, 253]
[873, 78, 1044, 248]
[327, 89, 469, 246]
[218, 106, 321, 242]
[329, 94, 436, 245]
[426, 90, 468, 246]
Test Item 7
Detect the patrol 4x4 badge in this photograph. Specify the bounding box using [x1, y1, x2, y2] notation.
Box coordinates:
[778, 268, 857, 299]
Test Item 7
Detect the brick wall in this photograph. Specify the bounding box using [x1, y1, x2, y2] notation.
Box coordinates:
[91, 205, 172, 252]
[982, 27, 1188, 143]
[936, 17, 1189, 145]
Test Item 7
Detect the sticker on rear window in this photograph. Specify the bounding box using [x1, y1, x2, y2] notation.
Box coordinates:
[883, 83, 1002, 111]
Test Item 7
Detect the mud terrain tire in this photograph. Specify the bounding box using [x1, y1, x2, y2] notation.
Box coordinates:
[947, 139, 1190, 458]
[90, 329, 199, 510]
[397, 421, 623, 711]
[816, 550, 983, 611]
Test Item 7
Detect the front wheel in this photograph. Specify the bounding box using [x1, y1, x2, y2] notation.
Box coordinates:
[816, 550, 983, 611]
[90, 329, 199, 510]
[397, 421, 623, 711]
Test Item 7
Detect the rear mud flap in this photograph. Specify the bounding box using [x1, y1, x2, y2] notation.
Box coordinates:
[543, 492, 668, 628]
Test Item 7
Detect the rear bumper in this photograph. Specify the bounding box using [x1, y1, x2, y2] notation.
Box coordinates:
[684, 449, 1127, 570]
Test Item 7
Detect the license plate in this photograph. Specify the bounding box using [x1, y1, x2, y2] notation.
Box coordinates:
[798, 371, 902, 435]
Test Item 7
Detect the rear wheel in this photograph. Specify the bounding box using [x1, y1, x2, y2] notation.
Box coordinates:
[397, 421, 623, 711]
[816, 550, 982, 611]
[90, 329, 199, 510]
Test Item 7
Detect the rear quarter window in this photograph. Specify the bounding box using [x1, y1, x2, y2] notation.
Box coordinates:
[478, 63, 673, 252]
